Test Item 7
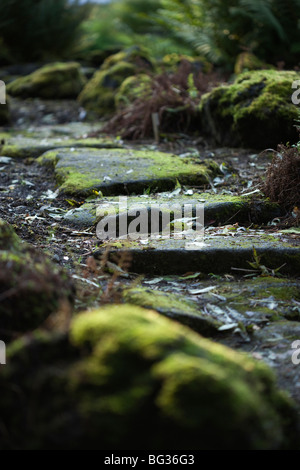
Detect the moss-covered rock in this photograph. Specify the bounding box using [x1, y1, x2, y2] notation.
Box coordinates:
[0, 218, 21, 250]
[78, 47, 154, 116]
[234, 53, 273, 75]
[200, 70, 300, 148]
[115, 74, 152, 109]
[101, 45, 154, 71]
[0, 304, 297, 449]
[7, 62, 86, 99]
[78, 61, 137, 116]
[37, 147, 220, 196]
[161, 53, 212, 74]
[63, 191, 281, 229]
[123, 286, 222, 335]
[1, 135, 123, 159]
[0, 218, 74, 339]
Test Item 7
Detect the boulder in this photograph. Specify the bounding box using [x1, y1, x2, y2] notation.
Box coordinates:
[0, 218, 74, 339]
[78, 61, 137, 116]
[7, 62, 86, 99]
[0, 304, 297, 450]
[199, 70, 300, 148]
[78, 47, 154, 116]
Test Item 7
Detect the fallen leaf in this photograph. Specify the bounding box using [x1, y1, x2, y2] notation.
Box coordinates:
[188, 286, 217, 295]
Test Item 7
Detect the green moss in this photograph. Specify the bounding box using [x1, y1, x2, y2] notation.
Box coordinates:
[249, 277, 300, 302]
[1, 136, 123, 159]
[124, 286, 198, 313]
[78, 46, 155, 116]
[56, 167, 103, 195]
[101, 46, 154, 71]
[0, 218, 73, 339]
[7, 62, 86, 99]
[37, 148, 220, 196]
[0, 218, 22, 251]
[123, 286, 222, 335]
[78, 61, 137, 116]
[213, 277, 300, 324]
[200, 70, 300, 148]
[115, 74, 152, 109]
[64, 190, 280, 229]
[37, 150, 60, 167]
[0, 248, 73, 338]
[0, 304, 297, 449]
[161, 53, 212, 74]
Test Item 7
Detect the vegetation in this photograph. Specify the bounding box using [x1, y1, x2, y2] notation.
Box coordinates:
[1, 0, 299, 70]
[262, 140, 300, 211]
[103, 60, 220, 139]
[155, 0, 300, 68]
[79, 0, 190, 59]
[0, 0, 90, 62]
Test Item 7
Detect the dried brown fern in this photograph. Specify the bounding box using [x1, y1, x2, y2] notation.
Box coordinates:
[102, 250, 132, 303]
[262, 144, 300, 210]
[89, 246, 133, 304]
[102, 61, 221, 140]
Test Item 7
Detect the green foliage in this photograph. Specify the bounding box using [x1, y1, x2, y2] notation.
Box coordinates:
[0, 0, 89, 62]
[79, 3, 132, 53]
[114, 0, 163, 35]
[79, 0, 191, 59]
[155, 0, 300, 68]
[246, 247, 285, 277]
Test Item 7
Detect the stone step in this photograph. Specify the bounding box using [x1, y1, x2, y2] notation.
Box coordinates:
[95, 234, 300, 275]
[64, 192, 281, 228]
[37, 147, 220, 196]
[0, 135, 123, 159]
